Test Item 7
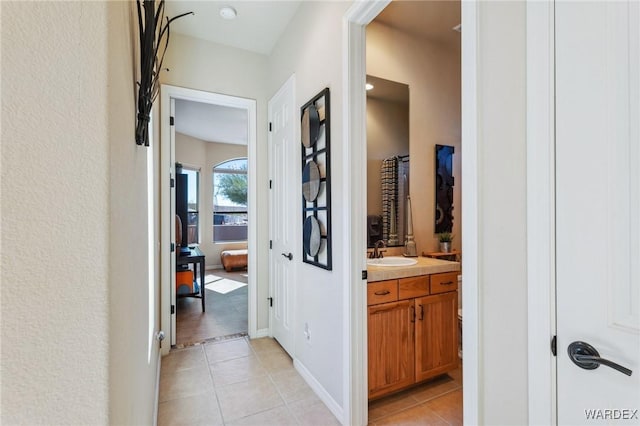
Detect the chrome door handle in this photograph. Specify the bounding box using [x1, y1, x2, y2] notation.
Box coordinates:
[281, 252, 293, 261]
[568, 341, 633, 376]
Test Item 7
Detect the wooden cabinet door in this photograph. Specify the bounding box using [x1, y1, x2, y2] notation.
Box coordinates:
[414, 292, 458, 382]
[368, 300, 415, 399]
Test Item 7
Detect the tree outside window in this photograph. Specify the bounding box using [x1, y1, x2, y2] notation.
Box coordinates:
[213, 158, 247, 243]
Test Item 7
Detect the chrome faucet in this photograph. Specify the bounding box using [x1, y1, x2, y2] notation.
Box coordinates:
[369, 240, 386, 259]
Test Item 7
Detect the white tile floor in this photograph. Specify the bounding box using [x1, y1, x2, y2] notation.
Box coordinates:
[158, 337, 340, 426]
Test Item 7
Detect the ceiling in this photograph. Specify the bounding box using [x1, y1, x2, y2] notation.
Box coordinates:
[167, 1, 458, 143]
[175, 99, 248, 145]
[164, 1, 302, 55]
[374, 1, 461, 47]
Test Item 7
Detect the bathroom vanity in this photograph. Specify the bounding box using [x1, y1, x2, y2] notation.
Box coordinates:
[367, 257, 460, 400]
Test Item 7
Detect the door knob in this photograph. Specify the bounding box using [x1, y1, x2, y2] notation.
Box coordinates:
[568, 341, 633, 376]
[281, 252, 293, 261]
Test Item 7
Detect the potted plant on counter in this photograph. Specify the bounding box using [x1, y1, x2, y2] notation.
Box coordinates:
[438, 232, 453, 253]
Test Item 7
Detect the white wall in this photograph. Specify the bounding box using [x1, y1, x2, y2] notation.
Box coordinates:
[367, 22, 462, 253]
[268, 1, 353, 412]
[175, 132, 248, 268]
[1, 2, 111, 423]
[161, 34, 270, 330]
[476, 1, 528, 423]
[366, 97, 409, 216]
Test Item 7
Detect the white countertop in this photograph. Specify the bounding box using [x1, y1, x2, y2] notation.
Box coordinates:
[367, 256, 460, 282]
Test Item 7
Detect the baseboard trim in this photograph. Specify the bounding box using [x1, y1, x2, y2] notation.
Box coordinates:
[205, 263, 223, 271]
[253, 328, 270, 338]
[153, 350, 162, 426]
[294, 359, 344, 424]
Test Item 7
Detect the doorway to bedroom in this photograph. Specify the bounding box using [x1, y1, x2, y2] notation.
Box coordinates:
[174, 102, 249, 346]
[160, 85, 258, 350]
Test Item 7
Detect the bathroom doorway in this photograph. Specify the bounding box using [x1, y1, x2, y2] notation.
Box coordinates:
[364, 2, 463, 423]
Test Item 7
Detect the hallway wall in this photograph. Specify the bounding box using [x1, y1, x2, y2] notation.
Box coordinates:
[268, 1, 354, 416]
[1, 2, 111, 423]
[162, 34, 271, 332]
[475, 2, 528, 423]
[107, 2, 161, 425]
[2, 2, 162, 424]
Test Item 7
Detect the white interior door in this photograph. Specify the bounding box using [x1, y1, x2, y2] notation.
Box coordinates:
[268, 75, 296, 356]
[556, 1, 639, 423]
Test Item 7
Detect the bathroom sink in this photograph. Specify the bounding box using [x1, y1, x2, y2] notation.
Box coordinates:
[367, 256, 418, 267]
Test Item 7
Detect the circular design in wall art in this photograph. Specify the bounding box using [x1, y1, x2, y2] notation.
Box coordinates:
[303, 216, 321, 257]
[302, 160, 321, 202]
[301, 104, 320, 148]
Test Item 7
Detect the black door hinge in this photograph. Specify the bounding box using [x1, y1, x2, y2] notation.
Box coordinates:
[171, 305, 175, 315]
[269, 180, 272, 189]
[170, 116, 175, 126]
[269, 122, 272, 132]
[270, 240, 273, 249]
[362, 270, 368, 280]
[268, 297, 273, 307]
[551, 335, 557, 356]
[170, 243, 175, 253]
[170, 177, 175, 188]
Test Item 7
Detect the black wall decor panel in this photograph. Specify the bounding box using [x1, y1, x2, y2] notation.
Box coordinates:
[301, 88, 332, 270]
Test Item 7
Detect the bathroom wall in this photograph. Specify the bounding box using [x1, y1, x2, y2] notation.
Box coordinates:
[175, 132, 248, 268]
[367, 21, 461, 253]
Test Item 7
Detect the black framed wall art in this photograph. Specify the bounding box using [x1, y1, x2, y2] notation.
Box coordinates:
[301, 88, 332, 270]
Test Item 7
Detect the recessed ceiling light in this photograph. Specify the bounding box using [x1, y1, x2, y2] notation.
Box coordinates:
[219, 6, 237, 20]
[365, 83, 374, 91]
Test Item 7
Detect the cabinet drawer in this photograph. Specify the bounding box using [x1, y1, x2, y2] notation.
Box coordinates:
[430, 272, 458, 294]
[367, 280, 398, 306]
[398, 276, 430, 300]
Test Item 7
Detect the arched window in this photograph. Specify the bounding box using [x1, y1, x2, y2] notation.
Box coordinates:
[212, 158, 248, 243]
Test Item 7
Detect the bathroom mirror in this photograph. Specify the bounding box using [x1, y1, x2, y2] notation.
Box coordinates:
[366, 75, 410, 248]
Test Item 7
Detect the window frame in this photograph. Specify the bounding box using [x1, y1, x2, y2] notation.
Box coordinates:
[181, 165, 200, 245]
[212, 158, 248, 243]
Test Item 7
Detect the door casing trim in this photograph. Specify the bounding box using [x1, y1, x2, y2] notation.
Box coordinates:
[526, 2, 556, 424]
[159, 84, 258, 354]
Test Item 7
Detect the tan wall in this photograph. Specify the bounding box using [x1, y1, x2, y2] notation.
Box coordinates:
[1, 2, 112, 423]
[366, 97, 410, 216]
[367, 22, 462, 254]
[107, 2, 161, 424]
[161, 34, 270, 330]
[176, 132, 248, 268]
[2, 2, 164, 424]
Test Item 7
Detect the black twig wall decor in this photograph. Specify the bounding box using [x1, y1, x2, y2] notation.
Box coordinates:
[135, 0, 192, 146]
